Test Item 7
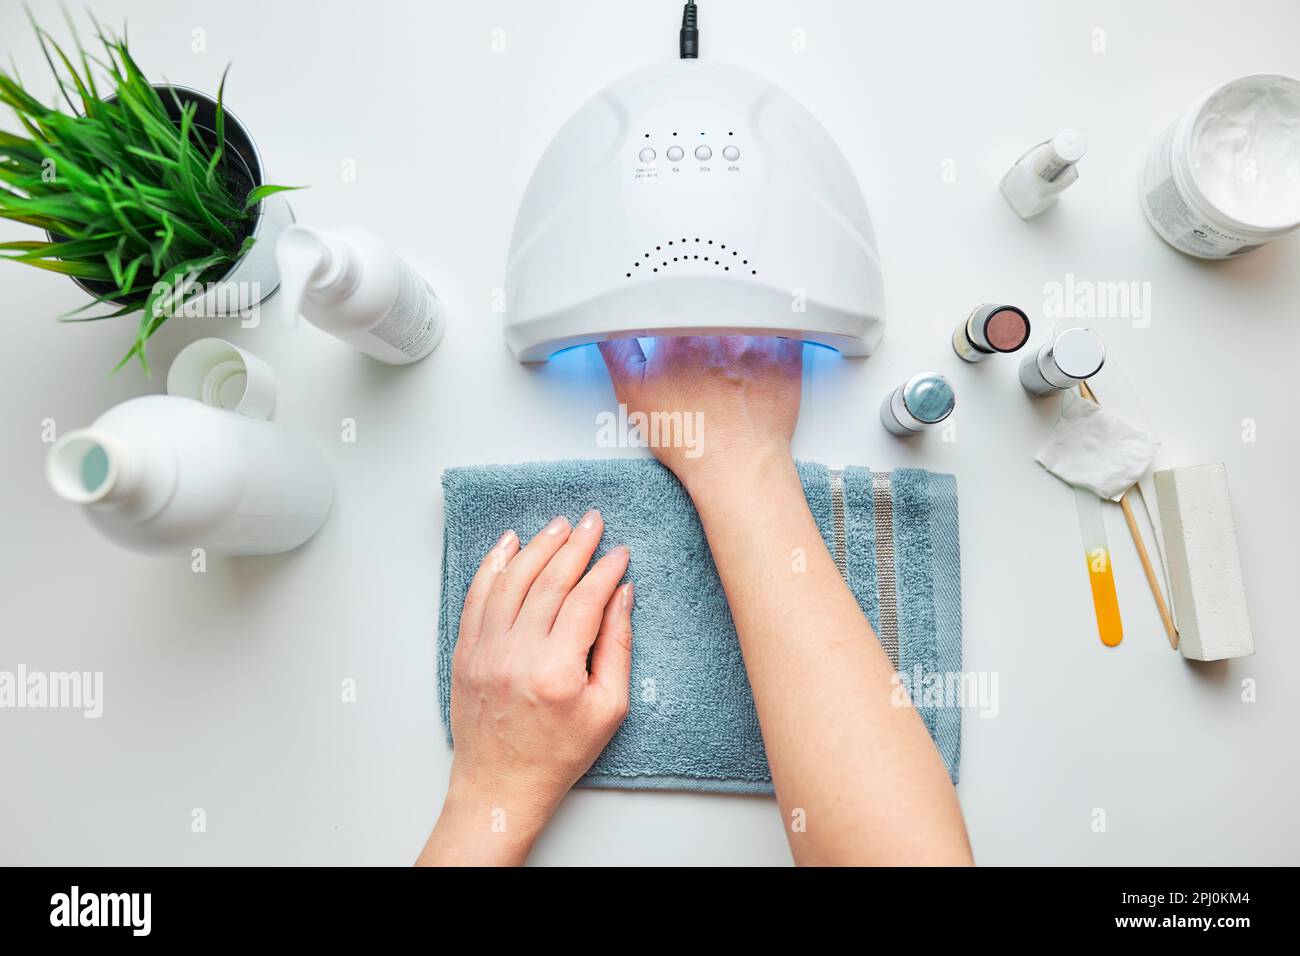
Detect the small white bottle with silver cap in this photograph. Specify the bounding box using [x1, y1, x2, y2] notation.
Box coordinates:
[1001, 129, 1087, 219]
[1019, 327, 1106, 395]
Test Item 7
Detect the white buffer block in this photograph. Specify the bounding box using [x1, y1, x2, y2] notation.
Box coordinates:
[1154, 464, 1255, 661]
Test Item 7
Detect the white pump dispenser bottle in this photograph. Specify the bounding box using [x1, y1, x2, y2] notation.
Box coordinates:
[276, 225, 445, 364]
[46, 396, 334, 557]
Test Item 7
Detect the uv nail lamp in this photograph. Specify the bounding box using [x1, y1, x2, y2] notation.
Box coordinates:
[503, 60, 885, 360]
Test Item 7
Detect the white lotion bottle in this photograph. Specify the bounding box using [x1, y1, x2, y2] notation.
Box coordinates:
[276, 225, 445, 364]
[1001, 129, 1087, 218]
[46, 396, 334, 557]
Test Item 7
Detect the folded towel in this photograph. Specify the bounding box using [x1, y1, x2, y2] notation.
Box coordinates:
[438, 459, 962, 794]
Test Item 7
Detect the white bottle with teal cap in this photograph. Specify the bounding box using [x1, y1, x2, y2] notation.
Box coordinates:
[46, 338, 333, 557]
[276, 224, 446, 364]
[45, 402, 333, 557]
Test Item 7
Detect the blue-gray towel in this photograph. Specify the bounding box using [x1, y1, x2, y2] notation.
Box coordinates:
[438, 460, 961, 795]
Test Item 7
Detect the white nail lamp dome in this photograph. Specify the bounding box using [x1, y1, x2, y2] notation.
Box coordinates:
[503, 59, 885, 360]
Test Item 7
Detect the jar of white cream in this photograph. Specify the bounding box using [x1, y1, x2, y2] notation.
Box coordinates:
[1141, 73, 1300, 259]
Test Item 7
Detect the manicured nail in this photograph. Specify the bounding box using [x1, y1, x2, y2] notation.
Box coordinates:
[580, 509, 600, 531]
[621, 582, 634, 611]
[496, 529, 516, 548]
[544, 516, 569, 536]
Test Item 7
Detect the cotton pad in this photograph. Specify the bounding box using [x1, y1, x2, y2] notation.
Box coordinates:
[1036, 398, 1161, 501]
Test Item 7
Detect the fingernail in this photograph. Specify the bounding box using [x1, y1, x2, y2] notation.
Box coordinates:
[610, 544, 630, 559]
[621, 582, 634, 611]
[496, 529, 516, 548]
[580, 509, 600, 531]
[544, 516, 569, 536]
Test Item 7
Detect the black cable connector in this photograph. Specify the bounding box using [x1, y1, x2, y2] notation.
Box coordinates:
[679, 1, 699, 59]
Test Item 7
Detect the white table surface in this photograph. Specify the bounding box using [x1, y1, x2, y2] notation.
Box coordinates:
[3, 0, 1298, 866]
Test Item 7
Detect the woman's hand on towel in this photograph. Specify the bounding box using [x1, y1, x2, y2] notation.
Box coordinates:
[417, 511, 633, 866]
[599, 335, 803, 492]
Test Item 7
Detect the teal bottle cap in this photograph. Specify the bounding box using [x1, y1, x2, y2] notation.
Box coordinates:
[902, 373, 956, 424]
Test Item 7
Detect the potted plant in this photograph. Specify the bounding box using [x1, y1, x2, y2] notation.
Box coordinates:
[0, 14, 301, 373]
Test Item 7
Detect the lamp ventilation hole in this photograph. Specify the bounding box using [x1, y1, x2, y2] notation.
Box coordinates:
[627, 240, 756, 279]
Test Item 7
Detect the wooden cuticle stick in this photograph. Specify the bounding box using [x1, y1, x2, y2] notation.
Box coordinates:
[1077, 381, 1180, 650]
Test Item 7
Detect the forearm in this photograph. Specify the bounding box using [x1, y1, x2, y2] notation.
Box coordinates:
[416, 775, 548, 866]
[685, 449, 972, 866]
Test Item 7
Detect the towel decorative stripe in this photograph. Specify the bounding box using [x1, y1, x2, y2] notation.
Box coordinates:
[871, 472, 901, 669]
[829, 469, 849, 580]
[437, 460, 961, 794]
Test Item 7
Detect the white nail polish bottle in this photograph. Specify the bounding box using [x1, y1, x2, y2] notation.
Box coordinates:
[1000, 129, 1087, 219]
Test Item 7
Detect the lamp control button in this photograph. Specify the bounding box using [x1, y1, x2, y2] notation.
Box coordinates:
[666, 145, 684, 162]
[723, 145, 740, 161]
[694, 145, 712, 161]
[638, 147, 656, 163]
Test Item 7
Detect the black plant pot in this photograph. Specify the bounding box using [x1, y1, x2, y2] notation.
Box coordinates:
[55, 84, 291, 309]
